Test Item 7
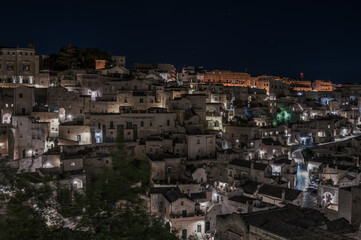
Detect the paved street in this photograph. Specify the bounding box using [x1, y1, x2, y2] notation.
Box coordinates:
[292, 148, 318, 208]
[292, 134, 361, 208]
[296, 163, 318, 208]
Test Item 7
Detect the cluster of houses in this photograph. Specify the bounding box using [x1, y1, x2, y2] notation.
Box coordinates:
[1, 46, 361, 239]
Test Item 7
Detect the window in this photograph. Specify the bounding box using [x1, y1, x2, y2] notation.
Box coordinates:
[23, 63, 30, 71]
[80, 109, 83, 114]
[181, 201, 184, 206]
[77, 135, 81, 142]
[6, 63, 14, 71]
[167, 167, 172, 173]
[182, 210, 187, 217]
[167, 120, 170, 126]
[197, 139, 200, 144]
[139, 98, 144, 103]
[150, 122, 152, 127]
[19, 93, 23, 98]
[141, 121, 144, 127]
[205, 222, 210, 232]
[110, 121, 114, 129]
[124, 98, 128, 103]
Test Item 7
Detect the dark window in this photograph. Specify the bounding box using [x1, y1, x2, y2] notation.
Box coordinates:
[141, 121, 144, 127]
[139, 98, 144, 103]
[110, 121, 114, 129]
[23, 64, 30, 71]
[182, 210, 187, 217]
[6, 64, 14, 71]
[167, 120, 170, 126]
[19, 93, 23, 98]
[205, 222, 210, 232]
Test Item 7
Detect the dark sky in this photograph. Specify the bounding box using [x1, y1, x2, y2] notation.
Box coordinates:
[1, 0, 361, 83]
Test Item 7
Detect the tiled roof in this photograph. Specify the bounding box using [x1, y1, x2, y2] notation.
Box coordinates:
[229, 159, 268, 171]
[239, 181, 261, 194]
[228, 195, 254, 204]
[150, 187, 193, 203]
[258, 184, 302, 201]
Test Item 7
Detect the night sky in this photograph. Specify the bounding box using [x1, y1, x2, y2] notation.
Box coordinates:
[1, 0, 361, 83]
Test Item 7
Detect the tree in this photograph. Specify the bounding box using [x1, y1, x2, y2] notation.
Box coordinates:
[56, 43, 79, 70]
[0, 138, 177, 239]
[76, 139, 177, 239]
[43, 44, 112, 71]
[78, 48, 112, 69]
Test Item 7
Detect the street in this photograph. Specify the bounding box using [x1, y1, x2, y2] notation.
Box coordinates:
[292, 148, 318, 208]
[296, 163, 318, 208]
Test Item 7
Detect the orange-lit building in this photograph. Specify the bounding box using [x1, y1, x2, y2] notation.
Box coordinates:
[291, 80, 313, 92]
[313, 80, 333, 91]
[202, 70, 251, 86]
[95, 60, 106, 70]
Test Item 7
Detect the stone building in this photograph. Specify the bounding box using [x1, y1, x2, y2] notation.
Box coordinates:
[85, 109, 177, 143]
[186, 133, 216, 160]
[150, 187, 205, 239]
[215, 205, 341, 240]
[0, 47, 39, 84]
[10, 116, 50, 159]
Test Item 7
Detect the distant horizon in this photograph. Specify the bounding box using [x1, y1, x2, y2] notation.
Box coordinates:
[2, 42, 356, 85]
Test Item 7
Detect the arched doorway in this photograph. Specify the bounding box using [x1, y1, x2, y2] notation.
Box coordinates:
[71, 178, 83, 189]
[2, 113, 11, 124]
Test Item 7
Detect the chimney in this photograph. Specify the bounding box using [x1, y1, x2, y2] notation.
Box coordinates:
[281, 190, 286, 202]
[195, 202, 200, 212]
[247, 200, 253, 213]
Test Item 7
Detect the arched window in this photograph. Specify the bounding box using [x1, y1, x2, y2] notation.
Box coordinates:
[72, 178, 83, 189]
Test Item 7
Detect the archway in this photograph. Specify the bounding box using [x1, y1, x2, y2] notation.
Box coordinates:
[2, 113, 11, 124]
[71, 178, 83, 189]
[59, 108, 65, 122]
